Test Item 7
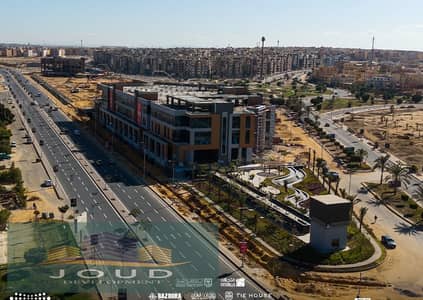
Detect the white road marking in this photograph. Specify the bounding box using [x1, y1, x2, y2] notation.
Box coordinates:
[103, 213, 108, 219]
[153, 209, 159, 214]
[80, 199, 84, 204]
[134, 202, 139, 207]
[147, 202, 151, 207]
[134, 189, 138, 194]
[161, 216, 167, 222]
[84, 186, 88, 191]
[147, 216, 151, 222]
[156, 235, 161, 242]
[170, 233, 176, 240]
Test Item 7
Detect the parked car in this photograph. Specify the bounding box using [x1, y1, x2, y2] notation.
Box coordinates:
[39, 140, 44, 146]
[53, 165, 59, 172]
[0, 153, 11, 160]
[42, 179, 53, 187]
[10, 141, 16, 147]
[324, 123, 330, 127]
[358, 186, 368, 194]
[31, 127, 36, 133]
[381, 235, 396, 249]
[26, 137, 32, 144]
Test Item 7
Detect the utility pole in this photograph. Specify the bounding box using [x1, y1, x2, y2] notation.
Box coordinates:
[260, 36, 266, 81]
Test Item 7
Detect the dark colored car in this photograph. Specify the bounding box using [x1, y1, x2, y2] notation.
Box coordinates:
[381, 235, 396, 249]
[39, 140, 44, 146]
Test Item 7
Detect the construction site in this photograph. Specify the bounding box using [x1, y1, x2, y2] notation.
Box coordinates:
[344, 107, 423, 168]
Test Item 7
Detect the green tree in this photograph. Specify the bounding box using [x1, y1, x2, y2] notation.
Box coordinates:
[58, 205, 69, 222]
[385, 162, 410, 194]
[0, 209, 10, 231]
[373, 154, 390, 185]
[355, 149, 368, 166]
[316, 158, 326, 178]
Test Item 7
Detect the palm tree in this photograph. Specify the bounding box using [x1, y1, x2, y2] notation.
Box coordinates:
[358, 206, 368, 232]
[58, 205, 69, 222]
[373, 154, 391, 185]
[339, 188, 348, 198]
[355, 149, 368, 167]
[334, 176, 341, 194]
[385, 162, 410, 194]
[316, 158, 326, 178]
[339, 188, 357, 203]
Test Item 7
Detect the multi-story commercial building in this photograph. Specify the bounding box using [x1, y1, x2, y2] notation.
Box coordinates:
[95, 83, 275, 173]
[247, 105, 275, 152]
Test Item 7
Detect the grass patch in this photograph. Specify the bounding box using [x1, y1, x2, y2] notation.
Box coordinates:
[293, 168, 328, 196]
[287, 222, 374, 265]
[366, 183, 423, 223]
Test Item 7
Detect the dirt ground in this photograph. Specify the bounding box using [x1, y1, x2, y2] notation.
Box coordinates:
[39, 74, 133, 109]
[345, 108, 423, 168]
[266, 108, 338, 170]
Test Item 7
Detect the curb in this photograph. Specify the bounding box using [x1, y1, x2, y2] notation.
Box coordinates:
[362, 182, 415, 226]
[146, 180, 280, 300]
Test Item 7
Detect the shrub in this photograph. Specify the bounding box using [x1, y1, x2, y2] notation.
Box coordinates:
[409, 203, 418, 209]
[401, 194, 409, 201]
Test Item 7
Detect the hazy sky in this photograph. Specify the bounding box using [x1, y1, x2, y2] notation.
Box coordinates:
[2, 0, 423, 50]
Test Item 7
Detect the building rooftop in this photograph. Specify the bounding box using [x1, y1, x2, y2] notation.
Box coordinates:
[311, 194, 351, 206]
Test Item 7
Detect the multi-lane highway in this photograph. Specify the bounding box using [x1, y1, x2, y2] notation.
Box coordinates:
[1, 68, 275, 300]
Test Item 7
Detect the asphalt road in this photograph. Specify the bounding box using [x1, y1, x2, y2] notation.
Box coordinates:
[315, 104, 423, 199]
[1, 68, 274, 300]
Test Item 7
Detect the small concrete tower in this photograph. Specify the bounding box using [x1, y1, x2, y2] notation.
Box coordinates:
[309, 195, 352, 253]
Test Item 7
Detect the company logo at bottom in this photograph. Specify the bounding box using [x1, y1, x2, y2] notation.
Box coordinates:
[10, 292, 51, 300]
[224, 291, 234, 300]
[149, 292, 182, 300]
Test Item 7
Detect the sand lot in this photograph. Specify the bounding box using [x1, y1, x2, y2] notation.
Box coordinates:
[344, 108, 423, 168]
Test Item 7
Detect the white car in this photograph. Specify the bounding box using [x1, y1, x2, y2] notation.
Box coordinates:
[42, 179, 53, 187]
[10, 141, 16, 147]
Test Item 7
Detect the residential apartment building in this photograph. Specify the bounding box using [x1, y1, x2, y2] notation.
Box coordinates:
[93, 47, 320, 79]
[95, 83, 275, 173]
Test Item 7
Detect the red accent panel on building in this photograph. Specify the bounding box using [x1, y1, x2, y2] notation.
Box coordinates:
[108, 87, 114, 111]
[136, 101, 142, 125]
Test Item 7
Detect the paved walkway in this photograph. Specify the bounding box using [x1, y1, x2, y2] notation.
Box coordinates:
[215, 172, 310, 227]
